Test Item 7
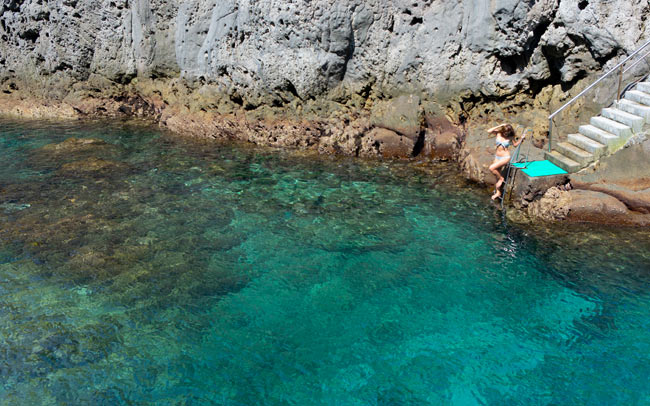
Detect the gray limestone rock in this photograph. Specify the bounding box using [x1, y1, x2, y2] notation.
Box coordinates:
[1, 0, 648, 106]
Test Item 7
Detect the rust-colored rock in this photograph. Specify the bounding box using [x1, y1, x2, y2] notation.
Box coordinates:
[460, 146, 501, 185]
[421, 129, 461, 160]
[528, 188, 650, 226]
[421, 114, 462, 160]
[0, 94, 78, 119]
[359, 128, 415, 158]
[565, 190, 630, 223]
[573, 183, 650, 214]
[370, 95, 422, 141]
[318, 117, 370, 156]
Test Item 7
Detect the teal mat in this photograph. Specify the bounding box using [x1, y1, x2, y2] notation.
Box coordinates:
[511, 160, 567, 177]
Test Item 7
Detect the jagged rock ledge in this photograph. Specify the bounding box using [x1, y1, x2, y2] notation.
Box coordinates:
[0, 77, 467, 161]
[1, 0, 649, 226]
[3, 82, 650, 227]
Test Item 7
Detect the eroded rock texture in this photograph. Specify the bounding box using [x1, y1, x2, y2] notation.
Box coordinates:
[0, 0, 649, 162]
[1, 1, 648, 103]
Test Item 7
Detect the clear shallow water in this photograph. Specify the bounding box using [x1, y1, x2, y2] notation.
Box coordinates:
[0, 118, 649, 405]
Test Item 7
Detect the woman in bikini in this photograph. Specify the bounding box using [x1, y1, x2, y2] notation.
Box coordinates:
[487, 124, 526, 200]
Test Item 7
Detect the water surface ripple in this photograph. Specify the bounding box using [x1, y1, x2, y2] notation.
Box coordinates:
[0, 119, 649, 405]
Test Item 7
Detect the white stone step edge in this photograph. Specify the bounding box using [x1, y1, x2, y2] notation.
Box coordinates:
[555, 142, 593, 166]
[567, 133, 606, 157]
[616, 99, 650, 121]
[545, 150, 580, 173]
[601, 107, 644, 132]
[625, 90, 650, 107]
[579, 124, 619, 150]
[590, 116, 633, 139]
[636, 82, 650, 94]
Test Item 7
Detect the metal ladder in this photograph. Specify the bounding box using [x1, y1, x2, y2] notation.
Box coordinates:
[498, 138, 531, 209]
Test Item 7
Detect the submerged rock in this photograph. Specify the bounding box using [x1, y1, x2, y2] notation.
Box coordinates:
[0, 202, 31, 213]
[40, 138, 109, 154]
[59, 157, 127, 174]
[33, 138, 120, 172]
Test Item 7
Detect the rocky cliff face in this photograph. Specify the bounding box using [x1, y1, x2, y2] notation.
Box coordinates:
[3, 0, 648, 100]
[1, 0, 649, 156]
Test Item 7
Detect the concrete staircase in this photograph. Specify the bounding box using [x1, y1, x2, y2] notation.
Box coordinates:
[545, 81, 650, 172]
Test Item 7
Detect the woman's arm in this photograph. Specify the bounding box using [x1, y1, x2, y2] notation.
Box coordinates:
[487, 124, 507, 133]
[513, 131, 528, 147]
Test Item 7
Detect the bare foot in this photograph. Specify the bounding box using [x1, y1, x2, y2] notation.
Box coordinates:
[491, 190, 502, 200]
[495, 178, 504, 189]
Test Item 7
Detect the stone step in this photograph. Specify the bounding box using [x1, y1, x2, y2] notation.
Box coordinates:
[579, 124, 619, 150]
[590, 116, 632, 139]
[601, 107, 644, 132]
[556, 141, 593, 166]
[625, 90, 650, 106]
[567, 133, 607, 157]
[617, 99, 650, 121]
[636, 82, 650, 94]
[544, 150, 581, 173]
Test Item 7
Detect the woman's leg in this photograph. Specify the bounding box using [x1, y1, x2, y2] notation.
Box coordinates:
[489, 157, 509, 185]
[489, 158, 510, 199]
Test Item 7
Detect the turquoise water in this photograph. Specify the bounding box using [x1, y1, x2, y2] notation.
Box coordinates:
[0, 118, 649, 405]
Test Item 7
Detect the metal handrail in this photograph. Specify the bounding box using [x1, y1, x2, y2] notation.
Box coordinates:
[548, 38, 650, 152]
[623, 48, 650, 75]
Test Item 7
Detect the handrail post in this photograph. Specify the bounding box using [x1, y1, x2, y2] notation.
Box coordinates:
[617, 66, 623, 102]
[548, 117, 553, 152]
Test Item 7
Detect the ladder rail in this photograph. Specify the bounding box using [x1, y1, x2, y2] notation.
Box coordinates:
[499, 138, 526, 209]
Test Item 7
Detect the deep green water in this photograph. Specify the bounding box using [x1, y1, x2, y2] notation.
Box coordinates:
[0, 118, 649, 405]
